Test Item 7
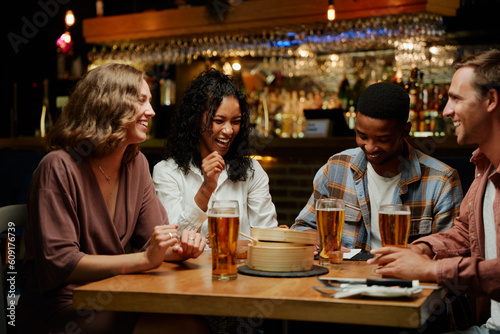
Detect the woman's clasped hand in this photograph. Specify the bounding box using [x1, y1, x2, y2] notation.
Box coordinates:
[148, 224, 206, 266]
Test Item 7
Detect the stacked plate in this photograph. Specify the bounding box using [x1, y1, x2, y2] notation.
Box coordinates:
[248, 227, 316, 272]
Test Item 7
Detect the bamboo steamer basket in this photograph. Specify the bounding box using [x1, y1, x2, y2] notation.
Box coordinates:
[247, 244, 315, 272]
[247, 228, 316, 272]
[250, 228, 316, 245]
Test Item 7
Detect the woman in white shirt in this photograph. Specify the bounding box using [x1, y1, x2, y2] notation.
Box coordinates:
[153, 69, 278, 242]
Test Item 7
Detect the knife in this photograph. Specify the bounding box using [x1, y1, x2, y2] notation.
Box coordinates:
[317, 277, 441, 289]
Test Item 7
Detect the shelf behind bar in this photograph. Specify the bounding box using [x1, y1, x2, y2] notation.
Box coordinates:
[82, 0, 460, 44]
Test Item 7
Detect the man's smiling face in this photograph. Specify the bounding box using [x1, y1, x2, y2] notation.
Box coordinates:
[355, 112, 409, 176]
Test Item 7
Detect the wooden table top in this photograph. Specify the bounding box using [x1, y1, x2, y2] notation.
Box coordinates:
[73, 252, 445, 329]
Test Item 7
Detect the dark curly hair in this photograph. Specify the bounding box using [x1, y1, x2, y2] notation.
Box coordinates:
[163, 68, 254, 182]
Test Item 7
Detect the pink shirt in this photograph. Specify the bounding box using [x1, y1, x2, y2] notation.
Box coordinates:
[416, 149, 500, 323]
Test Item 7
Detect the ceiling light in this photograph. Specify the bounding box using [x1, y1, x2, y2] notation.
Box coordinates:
[65, 10, 75, 27]
[327, 0, 336, 21]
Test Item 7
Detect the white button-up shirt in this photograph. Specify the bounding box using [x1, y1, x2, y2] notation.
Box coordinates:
[153, 158, 278, 238]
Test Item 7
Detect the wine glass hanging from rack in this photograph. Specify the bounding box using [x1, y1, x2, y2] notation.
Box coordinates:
[88, 12, 446, 67]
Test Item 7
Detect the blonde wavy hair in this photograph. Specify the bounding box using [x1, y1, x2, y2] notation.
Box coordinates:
[46, 63, 146, 163]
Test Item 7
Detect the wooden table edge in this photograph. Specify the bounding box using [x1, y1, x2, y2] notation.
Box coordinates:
[73, 284, 446, 328]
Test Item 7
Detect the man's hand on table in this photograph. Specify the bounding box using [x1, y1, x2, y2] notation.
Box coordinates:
[368, 246, 438, 282]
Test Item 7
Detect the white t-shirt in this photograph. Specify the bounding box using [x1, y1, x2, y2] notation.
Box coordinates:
[483, 169, 500, 330]
[152, 158, 278, 239]
[367, 162, 401, 249]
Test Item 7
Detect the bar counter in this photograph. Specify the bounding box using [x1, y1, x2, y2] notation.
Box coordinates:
[0, 136, 476, 222]
[0, 136, 476, 158]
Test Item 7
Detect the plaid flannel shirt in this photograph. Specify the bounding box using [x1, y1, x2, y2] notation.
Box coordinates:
[292, 141, 463, 250]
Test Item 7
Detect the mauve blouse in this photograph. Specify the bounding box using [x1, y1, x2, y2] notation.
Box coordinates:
[18, 149, 168, 331]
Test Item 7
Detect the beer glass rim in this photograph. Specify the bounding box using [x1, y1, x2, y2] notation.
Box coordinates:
[379, 204, 410, 212]
[209, 200, 239, 216]
[211, 200, 239, 208]
[315, 198, 344, 210]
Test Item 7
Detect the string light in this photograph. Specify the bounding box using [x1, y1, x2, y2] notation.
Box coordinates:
[232, 61, 241, 71]
[56, 31, 73, 53]
[58, 10, 75, 53]
[65, 10, 75, 27]
[61, 31, 72, 43]
[327, 0, 336, 21]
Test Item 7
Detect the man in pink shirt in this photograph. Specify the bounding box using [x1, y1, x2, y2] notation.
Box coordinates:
[369, 49, 500, 333]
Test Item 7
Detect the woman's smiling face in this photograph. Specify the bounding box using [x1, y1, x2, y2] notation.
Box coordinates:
[199, 96, 242, 159]
[125, 79, 155, 145]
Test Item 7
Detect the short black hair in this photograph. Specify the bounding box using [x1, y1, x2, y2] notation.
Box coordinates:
[357, 82, 410, 125]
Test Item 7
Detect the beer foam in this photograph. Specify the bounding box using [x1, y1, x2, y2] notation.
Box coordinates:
[209, 213, 239, 218]
[317, 208, 344, 211]
[379, 210, 410, 215]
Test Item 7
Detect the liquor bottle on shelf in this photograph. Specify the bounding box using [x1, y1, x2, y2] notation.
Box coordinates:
[407, 67, 420, 135]
[350, 75, 366, 110]
[248, 89, 261, 137]
[313, 90, 324, 109]
[256, 87, 272, 138]
[280, 90, 292, 138]
[325, 90, 338, 109]
[40, 78, 52, 138]
[438, 83, 454, 136]
[338, 73, 350, 111]
[306, 92, 315, 110]
[424, 81, 437, 135]
[151, 65, 176, 138]
[346, 103, 356, 130]
[417, 71, 433, 133]
[296, 90, 306, 138]
[270, 90, 282, 137]
[160, 78, 176, 106]
[433, 111, 446, 137]
[289, 90, 299, 138]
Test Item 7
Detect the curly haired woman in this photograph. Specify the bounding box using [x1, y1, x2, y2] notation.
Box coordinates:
[152, 68, 278, 242]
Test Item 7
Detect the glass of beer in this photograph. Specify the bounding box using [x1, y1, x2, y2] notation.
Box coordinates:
[316, 198, 345, 265]
[379, 204, 411, 247]
[208, 200, 240, 280]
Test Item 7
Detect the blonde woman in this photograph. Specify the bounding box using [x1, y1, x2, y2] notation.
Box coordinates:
[18, 63, 207, 334]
